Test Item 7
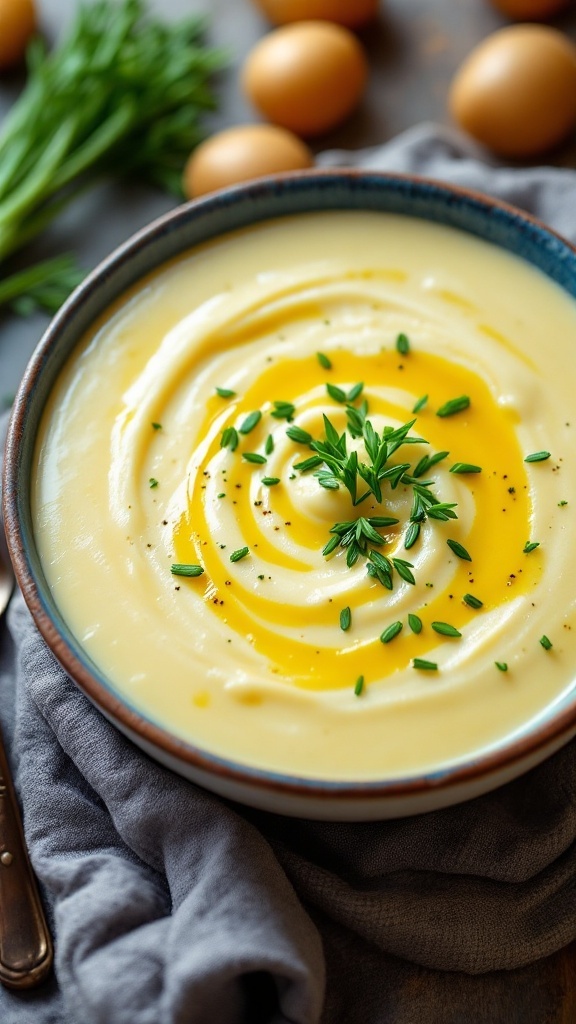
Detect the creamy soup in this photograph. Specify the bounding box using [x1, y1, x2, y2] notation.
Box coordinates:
[34, 211, 576, 780]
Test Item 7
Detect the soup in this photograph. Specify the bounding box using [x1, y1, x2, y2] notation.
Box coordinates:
[33, 211, 576, 780]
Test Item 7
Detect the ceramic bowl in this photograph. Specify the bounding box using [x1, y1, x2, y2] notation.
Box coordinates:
[5, 170, 576, 821]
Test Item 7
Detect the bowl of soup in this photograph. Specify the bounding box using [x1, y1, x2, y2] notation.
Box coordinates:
[4, 170, 576, 820]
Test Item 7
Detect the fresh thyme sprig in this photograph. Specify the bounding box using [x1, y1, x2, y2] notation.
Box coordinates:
[322, 515, 399, 566]
[217, 378, 477, 597]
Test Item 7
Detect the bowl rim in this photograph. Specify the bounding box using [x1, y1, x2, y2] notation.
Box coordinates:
[4, 166, 576, 804]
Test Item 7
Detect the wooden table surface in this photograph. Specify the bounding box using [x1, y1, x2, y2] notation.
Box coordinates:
[1, 2, 576, 1020]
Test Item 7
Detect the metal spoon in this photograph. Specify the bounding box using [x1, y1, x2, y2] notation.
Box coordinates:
[0, 535, 53, 989]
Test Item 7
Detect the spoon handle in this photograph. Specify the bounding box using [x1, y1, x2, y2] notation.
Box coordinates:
[0, 726, 53, 989]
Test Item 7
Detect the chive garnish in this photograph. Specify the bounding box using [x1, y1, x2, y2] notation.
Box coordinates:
[220, 426, 239, 451]
[242, 452, 267, 464]
[447, 538, 472, 561]
[463, 594, 483, 609]
[523, 541, 540, 553]
[426, 502, 458, 521]
[380, 621, 403, 644]
[265, 434, 274, 455]
[317, 352, 332, 369]
[170, 564, 204, 577]
[239, 410, 262, 434]
[396, 332, 410, 355]
[408, 613, 422, 634]
[149, 478, 158, 488]
[354, 675, 365, 696]
[413, 658, 438, 671]
[404, 521, 420, 550]
[340, 607, 351, 631]
[286, 425, 313, 445]
[151, 421, 162, 431]
[449, 463, 482, 474]
[230, 547, 249, 562]
[436, 396, 470, 418]
[412, 450, 449, 478]
[262, 477, 280, 486]
[412, 394, 428, 413]
[347, 382, 364, 402]
[270, 401, 295, 421]
[540, 635, 553, 650]
[326, 383, 347, 403]
[392, 558, 416, 585]
[559, 500, 568, 507]
[294, 455, 323, 472]
[525, 451, 551, 463]
[495, 662, 508, 672]
[215, 387, 235, 398]
[431, 621, 462, 638]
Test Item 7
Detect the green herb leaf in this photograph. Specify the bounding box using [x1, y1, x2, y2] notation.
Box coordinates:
[408, 613, 422, 634]
[539, 635, 553, 650]
[412, 394, 428, 413]
[262, 476, 280, 486]
[396, 332, 410, 355]
[346, 382, 364, 402]
[525, 451, 551, 463]
[265, 434, 274, 455]
[151, 422, 162, 431]
[447, 538, 472, 561]
[404, 521, 421, 550]
[354, 674, 365, 696]
[413, 451, 449, 478]
[270, 401, 295, 421]
[317, 352, 332, 369]
[495, 661, 508, 672]
[412, 658, 438, 671]
[380, 621, 403, 644]
[436, 396, 470, 418]
[431, 621, 462, 638]
[220, 426, 239, 451]
[171, 563, 204, 577]
[242, 452, 267, 464]
[322, 537, 340, 559]
[449, 463, 482, 474]
[340, 607, 351, 631]
[392, 558, 416, 585]
[346, 399, 369, 438]
[239, 410, 262, 434]
[294, 455, 323, 472]
[367, 550, 393, 589]
[326, 383, 347, 403]
[286, 425, 313, 445]
[230, 546, 249, 562]
[149, 477, 158, 488]
[216, 387, 235, 398]
[523, 541, 540, 553]
[316, 471, 340, 490]
[426, 502, 458, 521]
[463, 593, 483, 609]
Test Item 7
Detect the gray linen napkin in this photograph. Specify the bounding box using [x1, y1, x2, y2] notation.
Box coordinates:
[3, 123, 576, 1024]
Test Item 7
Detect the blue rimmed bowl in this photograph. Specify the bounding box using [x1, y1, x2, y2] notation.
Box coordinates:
[4, 169, 576, 821]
